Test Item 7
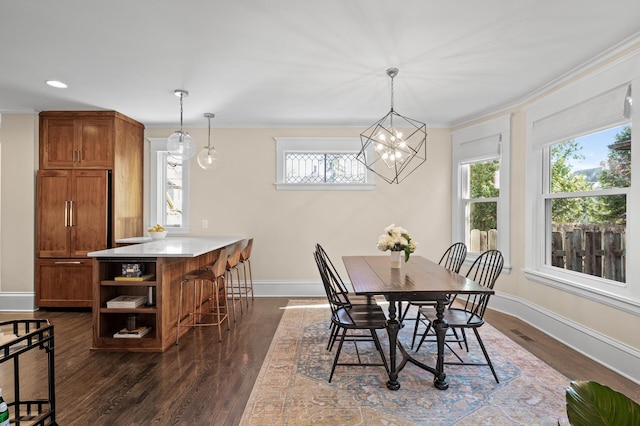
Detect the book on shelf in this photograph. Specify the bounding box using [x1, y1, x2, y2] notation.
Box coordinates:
[114, 274, 154, 282]
[113, 326, 151, 338]
[106, 295, 147, 309]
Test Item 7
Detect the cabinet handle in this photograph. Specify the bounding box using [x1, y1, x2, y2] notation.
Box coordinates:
[69, 200, 74, 226]
[64, 201, 69, 227]
[54, 261, 82, 265]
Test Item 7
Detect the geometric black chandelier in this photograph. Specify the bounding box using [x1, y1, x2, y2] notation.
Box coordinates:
[357, 68, 427, 184]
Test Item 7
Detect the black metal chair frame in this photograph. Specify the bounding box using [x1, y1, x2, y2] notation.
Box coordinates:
[314, 249, 390, 383]
[415, 249, 504, 383]
[315, 244, 376, 349]
[401, 242, 467, 348]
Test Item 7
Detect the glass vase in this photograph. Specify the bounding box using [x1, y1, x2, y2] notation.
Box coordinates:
[390, 250, 402, 268]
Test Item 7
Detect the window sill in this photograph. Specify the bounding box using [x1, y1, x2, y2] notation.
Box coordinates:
[523, 268, 640, 315]
[274, 183, 375, 191]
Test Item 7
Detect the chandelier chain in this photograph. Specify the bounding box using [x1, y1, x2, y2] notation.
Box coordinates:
[179, 93, 184, 132]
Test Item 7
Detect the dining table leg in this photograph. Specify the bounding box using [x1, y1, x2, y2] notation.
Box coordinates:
[432, 299, 450, 390]
[385, 300, 401, 390]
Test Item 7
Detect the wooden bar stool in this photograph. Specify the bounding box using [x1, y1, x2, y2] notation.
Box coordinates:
[239, 238, 254, 307]
[226, 243, 243, 319]
[176, 248, 230, 343]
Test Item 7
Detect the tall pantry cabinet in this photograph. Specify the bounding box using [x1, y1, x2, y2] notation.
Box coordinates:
[36, 111, 144, 308]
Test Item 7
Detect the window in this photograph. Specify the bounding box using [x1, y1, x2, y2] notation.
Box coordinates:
[275, 137, 375, 190]
[545, 125, 630, 283]
[452, 115, 511, 269]
[525, 66, 639, 306]
[148, 138, 190, 234]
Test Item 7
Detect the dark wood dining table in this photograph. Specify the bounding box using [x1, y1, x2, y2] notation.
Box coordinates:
[342, 255, 494, 390]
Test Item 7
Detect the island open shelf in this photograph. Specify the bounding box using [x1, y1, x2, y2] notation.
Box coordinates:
[89, 236, 244, 352]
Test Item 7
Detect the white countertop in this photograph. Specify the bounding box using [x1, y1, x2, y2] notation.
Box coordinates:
[89, 236, 245, 258]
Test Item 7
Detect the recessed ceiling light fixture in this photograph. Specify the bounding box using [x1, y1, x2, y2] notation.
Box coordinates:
[45, 80, 68, 89]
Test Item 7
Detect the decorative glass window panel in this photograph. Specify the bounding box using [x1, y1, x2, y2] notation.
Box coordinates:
[284, 152, 366, 184]
[275, 137, 374, 190]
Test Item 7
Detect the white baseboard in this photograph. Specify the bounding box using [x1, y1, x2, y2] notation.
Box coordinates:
[253, 280, 325, 298]
[490, 292, 640, 385]
[0, 292, 37, 312]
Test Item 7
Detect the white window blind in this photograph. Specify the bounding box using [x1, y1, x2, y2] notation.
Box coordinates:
[531, 83, 630, 148]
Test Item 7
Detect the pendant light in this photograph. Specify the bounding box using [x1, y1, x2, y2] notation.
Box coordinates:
[167, 90, 196, 160]
[357, 68, 427, 184]
[197, 113, 222, 171]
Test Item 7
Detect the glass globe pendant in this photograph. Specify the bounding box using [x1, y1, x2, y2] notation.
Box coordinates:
[197, 113, 222, 171]
[167, 90, 196, 160]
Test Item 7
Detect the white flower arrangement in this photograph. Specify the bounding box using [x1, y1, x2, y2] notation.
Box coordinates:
[377, 224, 417, 262]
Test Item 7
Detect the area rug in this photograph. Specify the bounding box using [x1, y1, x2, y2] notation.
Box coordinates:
[240, 299, 570, 425]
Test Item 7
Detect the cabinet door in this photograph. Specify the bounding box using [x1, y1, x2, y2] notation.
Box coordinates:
[40, 116, 113, 169]
[36, 259, 93, 307]
[40, 118, 76, 168]
[36, 170, 71, 258]
[77, 118, 113, 167]
[70, 170, 109, 257]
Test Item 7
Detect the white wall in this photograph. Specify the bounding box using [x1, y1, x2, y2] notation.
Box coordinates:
[144, 126, 453, 295]
[0, 114, 37, 310]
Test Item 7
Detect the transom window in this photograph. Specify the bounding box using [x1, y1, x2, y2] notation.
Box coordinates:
[284, 152, 365, 184]
[275, 137, 374, 190]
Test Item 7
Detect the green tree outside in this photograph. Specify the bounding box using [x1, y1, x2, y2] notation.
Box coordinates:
[469, 160, 499, 231]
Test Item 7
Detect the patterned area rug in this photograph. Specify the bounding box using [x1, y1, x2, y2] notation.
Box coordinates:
[241, 299, 570, 425]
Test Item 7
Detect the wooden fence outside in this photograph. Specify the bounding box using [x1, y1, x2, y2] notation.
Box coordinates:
[551, 223, 626, 282]
[469, 229, 498, 253]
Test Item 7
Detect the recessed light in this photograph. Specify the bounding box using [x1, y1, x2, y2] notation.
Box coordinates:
[45, 80, 68, 89]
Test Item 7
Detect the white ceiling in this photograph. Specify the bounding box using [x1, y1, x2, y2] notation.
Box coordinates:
[1, 1, 640, 129]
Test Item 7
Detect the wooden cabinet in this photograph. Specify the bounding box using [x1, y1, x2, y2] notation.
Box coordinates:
[39, 115, 113, 168]
[36, 170, 109, 258]
[35, 110, 144, 308]
[35, 259, 94, 307]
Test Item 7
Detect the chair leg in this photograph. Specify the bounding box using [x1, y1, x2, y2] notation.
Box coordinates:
[226, 270, 238, 321]
[329, 327, 347, 383]
[415, 321, 433, 352]
[242, 259, 254, 306]
[370, 329, 389, 374]
[473, 328, 499, 383]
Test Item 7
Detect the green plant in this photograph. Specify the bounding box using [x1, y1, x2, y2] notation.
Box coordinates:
[564, 380, 640, 425]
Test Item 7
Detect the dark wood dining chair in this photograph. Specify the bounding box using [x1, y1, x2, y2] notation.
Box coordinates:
[401, 242, 467, 348]
[313, 249, 389, 383]
[415, 249, 504, 383]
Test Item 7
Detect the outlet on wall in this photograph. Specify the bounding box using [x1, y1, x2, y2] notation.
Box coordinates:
[202, 219, 208, 229]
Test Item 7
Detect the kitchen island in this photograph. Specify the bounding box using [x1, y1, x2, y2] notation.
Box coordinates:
[88, 236, 244, 352]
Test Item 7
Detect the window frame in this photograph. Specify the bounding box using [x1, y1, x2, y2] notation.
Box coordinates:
[451, 115, 511, 271]
[524, 56, 640, 312]
[148, 138, 190, 234]
[274, 137, 375, 190]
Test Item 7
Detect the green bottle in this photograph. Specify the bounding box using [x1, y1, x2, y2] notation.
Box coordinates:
[0, 388, 9, 426]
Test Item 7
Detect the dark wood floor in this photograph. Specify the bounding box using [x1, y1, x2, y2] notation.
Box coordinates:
[0, 299, 637, 425]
